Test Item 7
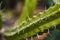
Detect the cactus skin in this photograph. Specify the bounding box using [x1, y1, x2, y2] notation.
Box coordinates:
[2, 3, 60, 40]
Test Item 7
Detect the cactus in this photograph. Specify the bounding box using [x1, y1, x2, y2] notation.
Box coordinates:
[1, 3, 59, 40]
[0, 0, 60, 40]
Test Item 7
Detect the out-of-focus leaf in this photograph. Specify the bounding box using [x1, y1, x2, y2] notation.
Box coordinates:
[45, 29, 60, 40]
[45, 0, 55, 8]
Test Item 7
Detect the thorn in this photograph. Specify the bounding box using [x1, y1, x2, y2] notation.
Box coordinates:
[33, 16, 36, 18]
[59, 8, 60, 10]
[0, 28, 5, 33]
[52, 13, 54, 16]
[0, 1, 2, 9]
[45, 16, 48, 20]
[50, 7, 52, 8]
[48, 29, 50, 34]
[39, 19, 41, 23]
[26, 13, 31, 21]
[28, 23, 32, 26]
[23, 29, 24, 33]
[39, 12, 43, 14]
[31, 37, 33, 40]
[28, 18, 31, 21]
[22, 27, 25, 30]
[37, 33, 39, 39]
[32, 21, 35, 24]
[53, 25, 56, 30]
[23, 20, 26, 23]
[32, 23, 35, 26]
[22, 27, 25, 32]
[26, 38, 28, 40]
[17, 28, 20, 34]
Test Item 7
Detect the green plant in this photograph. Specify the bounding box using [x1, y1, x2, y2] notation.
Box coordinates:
[0, 0, 60, 40]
